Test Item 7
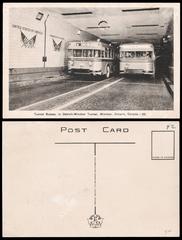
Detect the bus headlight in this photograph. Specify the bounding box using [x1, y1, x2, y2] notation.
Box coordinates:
[93, 62, 101, 71]
[68, 60, 74, 66]
[89, 61, 92, 66]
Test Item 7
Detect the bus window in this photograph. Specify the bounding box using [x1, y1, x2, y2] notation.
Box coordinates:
[94, 50, 100, 58]
[73, 49, 82, 57]
[136, 51, 142, 58]
[120, 51, 124, 58]
[109, 49, 113, 58]
[83, 50, 88, 57]
[111, 50, 114, 58]
[82, 50, 100, 58]
[67, 49, 73, 58]
[107, 48, 109, 58]
[136, 51, 153, 59]
[101, 51, 104, 58]
[125, 51, 135, 58]
[105, 48, 109, 58]
[121, 51, 153, 59]
[88, 50, 93, 57]
[146, 51, 152, 58]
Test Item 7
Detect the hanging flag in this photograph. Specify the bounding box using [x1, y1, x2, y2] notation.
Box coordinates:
[20, 30, 37, 48]
[52, 39, 62, 51]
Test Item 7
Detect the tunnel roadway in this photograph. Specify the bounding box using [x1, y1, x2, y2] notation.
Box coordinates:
[10, 74, 173, 111]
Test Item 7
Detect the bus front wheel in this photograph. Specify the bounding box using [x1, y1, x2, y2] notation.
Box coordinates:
[106, 66, 110, 78]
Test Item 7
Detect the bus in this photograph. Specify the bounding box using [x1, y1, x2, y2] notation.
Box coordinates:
[119, 43, 155, 78]
[67, 41, 115, 78]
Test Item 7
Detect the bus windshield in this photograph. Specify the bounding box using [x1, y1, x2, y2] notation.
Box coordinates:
[69, 49, 101, 58]
[120, 51, 153, 59]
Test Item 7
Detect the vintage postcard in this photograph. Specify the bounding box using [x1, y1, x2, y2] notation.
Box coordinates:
[3, 121, 179, 236]
[3, 2, 180, 118]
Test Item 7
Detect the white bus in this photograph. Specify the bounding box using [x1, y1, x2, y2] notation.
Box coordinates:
[119, 43, 155, 78]
[67, 41, 115, 78]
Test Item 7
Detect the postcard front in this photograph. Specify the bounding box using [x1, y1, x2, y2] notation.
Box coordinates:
[3, 2, 180, 118]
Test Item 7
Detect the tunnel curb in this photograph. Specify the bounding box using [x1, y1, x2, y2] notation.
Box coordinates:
[163, 76, 174, 98]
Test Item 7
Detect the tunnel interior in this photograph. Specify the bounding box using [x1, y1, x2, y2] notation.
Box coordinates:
[9, 6, 174, 81]
[57, 7, 173, 79]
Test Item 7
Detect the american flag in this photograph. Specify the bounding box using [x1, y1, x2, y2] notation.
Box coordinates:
[52, 39, 62, 51]
[21, 31, 37, 48]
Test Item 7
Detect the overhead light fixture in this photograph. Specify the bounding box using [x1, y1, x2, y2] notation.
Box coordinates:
[62, 12, 92, 16]
[122, 8, 160, 12]
[98, 20, 108, 26]
[136, 33, 158, 35]
[87, 26, 110, 29]
[140, 38, 155, 40]
[97, 20, 110, 31]
[132, 24, 159, 27]
[101, 34, 120, 36]
[36, 12, 44, 21]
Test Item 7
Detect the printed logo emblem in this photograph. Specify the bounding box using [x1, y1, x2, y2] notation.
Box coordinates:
[88, 214, 104, 228]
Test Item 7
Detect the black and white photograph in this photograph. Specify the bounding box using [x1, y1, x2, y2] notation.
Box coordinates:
[3, 3, 180, 118]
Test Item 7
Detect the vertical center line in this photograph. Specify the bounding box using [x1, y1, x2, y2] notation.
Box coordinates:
[94, 142, 96, 156]
[94, 143, 96, 215]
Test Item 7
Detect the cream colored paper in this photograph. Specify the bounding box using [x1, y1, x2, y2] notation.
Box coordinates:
[3, 121, 179, 237]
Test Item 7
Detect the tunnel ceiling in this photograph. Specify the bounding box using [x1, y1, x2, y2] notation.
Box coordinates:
[49, 7, 173, 45]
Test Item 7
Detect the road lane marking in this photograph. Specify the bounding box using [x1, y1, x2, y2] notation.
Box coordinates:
[16, 77, 115, 110]
[114, 82, 164, 87]
[54, 78, 123, 110]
